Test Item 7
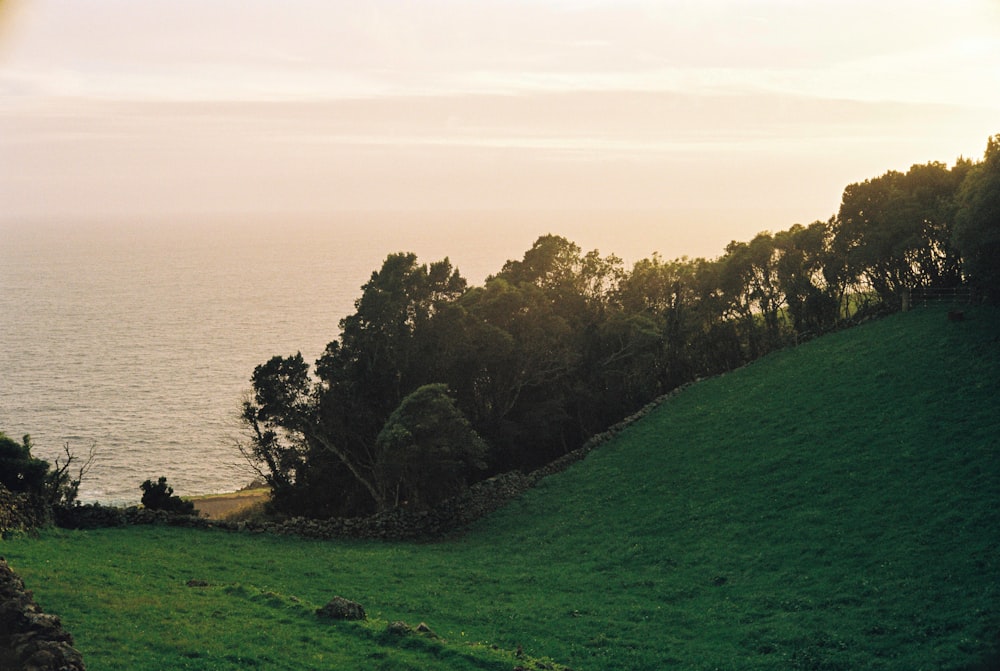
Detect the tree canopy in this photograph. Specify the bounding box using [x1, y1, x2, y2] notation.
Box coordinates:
[240, 133, 999, 519]
[954, 135, 1000, 296]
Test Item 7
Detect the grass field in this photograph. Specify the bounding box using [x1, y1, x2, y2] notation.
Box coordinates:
[4, 306, 999, 670]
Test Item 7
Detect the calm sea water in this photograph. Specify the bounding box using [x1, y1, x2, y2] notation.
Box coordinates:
[1, 213, 707, 504]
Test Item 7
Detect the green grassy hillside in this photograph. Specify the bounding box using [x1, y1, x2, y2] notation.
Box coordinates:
[4, 306, 999, 670]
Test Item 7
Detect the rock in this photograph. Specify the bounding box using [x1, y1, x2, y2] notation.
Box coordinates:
[316, 596, 366, 621]
[385, 621, 412, 636]
[415, 622, 438, 638]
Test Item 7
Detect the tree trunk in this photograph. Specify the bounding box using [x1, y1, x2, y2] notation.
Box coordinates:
[309, 431, 387, 512]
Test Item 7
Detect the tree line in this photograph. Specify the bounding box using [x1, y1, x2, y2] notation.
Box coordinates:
[240, 134, 1000, 519]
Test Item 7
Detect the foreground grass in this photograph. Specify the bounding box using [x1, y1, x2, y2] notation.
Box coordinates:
[4, 306, 999, 670]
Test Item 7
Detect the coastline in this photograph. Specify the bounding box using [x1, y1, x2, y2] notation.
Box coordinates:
[184, 487, 269, 519]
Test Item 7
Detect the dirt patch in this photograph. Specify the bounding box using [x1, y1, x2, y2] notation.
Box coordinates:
[188, 489, 269, 519]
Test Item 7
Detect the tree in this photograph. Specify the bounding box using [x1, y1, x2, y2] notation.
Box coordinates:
[239, 351, 387, 517]
[833, 161, 968, 306]
[954, 135, 1000, 299]
[486, 235, 628, 464]
[774, 221, 839, 334]
[585, 310, 665, 419]
[903, 160, 968, 288]
[615, 254, 698, 388]
[375, 384, 488, 509]
[0, 432, 96, 512]
[716, 233, 789, 358]
[320, 253, 466, 414]
[240, 254, 470, 517]
[239, 353, 314, 509]
[45, 441, 97, 506]
[495, 234, 586, 291]
[454, 277, 579, 470]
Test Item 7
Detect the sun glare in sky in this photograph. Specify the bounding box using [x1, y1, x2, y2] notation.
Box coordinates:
[1, 0, 998, 255]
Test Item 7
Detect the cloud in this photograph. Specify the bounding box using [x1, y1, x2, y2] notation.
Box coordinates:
[3, 0, 997, 105]
[1, 0, 997, 225]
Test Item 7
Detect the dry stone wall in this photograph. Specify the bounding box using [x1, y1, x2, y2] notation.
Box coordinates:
[0, 558, 86, 671]
[0, 486, 50, 535]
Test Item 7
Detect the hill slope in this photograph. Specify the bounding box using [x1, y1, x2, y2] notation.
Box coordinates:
[5, 306, 999, 670]
[466, 305, 1000, 668]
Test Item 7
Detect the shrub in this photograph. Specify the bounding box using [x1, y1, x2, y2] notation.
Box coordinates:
[0, 433, 49, 495]
[139, 477, 195, 515]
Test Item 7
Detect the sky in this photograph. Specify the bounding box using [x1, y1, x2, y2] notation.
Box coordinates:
[1, 0, 998, 258]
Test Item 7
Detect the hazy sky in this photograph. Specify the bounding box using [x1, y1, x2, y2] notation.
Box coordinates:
[1, 0, 998, 256]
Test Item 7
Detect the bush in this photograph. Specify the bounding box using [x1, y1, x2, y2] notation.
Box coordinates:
[0, 433, 49, 495]
[139, 477, 195, 515]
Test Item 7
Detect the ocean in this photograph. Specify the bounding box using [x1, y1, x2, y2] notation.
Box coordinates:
[1, 212, 716, 504]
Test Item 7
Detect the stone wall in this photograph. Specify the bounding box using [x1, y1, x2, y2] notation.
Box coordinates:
[54, 471, 536, 540]
[0, 558, 86, 671]
[0, 485, 50, 535]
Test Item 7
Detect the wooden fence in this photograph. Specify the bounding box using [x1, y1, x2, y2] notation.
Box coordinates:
[903, 286, 976, 309]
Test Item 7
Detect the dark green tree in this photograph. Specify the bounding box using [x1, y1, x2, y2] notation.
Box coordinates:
[833, 161, 968, 306]
[476, 236, 628, 464]
[375, 383, 488, 509]
[774, 221, 839, 334]
[239, 353, 314, 509]
[454, 276, 578, 470]
[241, 254, 469, 516]
[954, 134, 1000, 299]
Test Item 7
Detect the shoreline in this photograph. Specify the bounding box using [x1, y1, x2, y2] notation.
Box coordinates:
[184, 487, 270, 519]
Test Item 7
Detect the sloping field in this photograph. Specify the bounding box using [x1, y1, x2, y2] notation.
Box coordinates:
[4, 306, 999, 670]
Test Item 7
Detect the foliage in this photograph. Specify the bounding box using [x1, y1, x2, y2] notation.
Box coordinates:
[832, 160, 968, 305]
[7, 306, 1000, 670]
[241, 133, 1000, 519]
[0, 432, 95, 508]
[0, 432, 49, 495]
[954, 134, 1000, 299]
[375, 384, 488, 510]
[139, 476, 195, 515]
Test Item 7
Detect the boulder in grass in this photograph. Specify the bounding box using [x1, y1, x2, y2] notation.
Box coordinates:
[316, 596, 366, 621]
[385, 621, 412, 636]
